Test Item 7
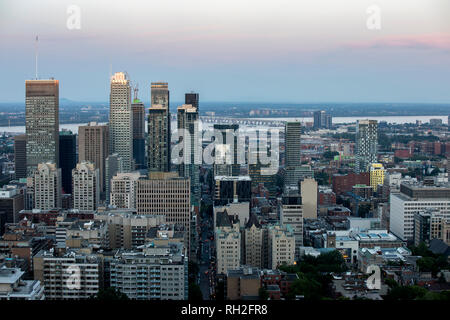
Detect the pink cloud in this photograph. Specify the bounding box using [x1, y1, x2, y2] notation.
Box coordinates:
[346, 33, 450, 51]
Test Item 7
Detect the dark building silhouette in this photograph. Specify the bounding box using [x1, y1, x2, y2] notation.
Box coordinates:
[14, 134, 27, 179]
[132, 98, 146, 169]
[185, 92, 199, 110]
[59, 130, 77, 194]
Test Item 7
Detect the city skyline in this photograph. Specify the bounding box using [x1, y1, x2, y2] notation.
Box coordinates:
[1, 0, 450, 103]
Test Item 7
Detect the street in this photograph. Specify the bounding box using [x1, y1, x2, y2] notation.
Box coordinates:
[199, 208, 215, 300]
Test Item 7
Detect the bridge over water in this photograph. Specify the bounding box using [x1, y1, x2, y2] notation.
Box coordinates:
[198, 116, 285, 127]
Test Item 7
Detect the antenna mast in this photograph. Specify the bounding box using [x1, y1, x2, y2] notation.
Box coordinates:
[134, 83, 139, 101]
[35, 35, 39, 79]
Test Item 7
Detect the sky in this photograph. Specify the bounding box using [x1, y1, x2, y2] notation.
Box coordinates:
[1, 0, 450, 103]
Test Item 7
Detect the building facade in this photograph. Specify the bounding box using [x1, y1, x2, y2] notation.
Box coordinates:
[109, 72, 133, 172]
[25, 79, 59, 175]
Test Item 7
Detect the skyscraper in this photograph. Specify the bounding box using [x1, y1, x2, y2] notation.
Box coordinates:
[25, 79, 59, 175]
[185, 92, 199, 110]
[355, 119, 378, 173]
[132, 96, 146, 169]
[14, 134, 27, 179]
[284, 121, 303, 188]
[213, 124, 240, 177]
[109, 72, 133, 172]
[313, 110, 332, 129]
[59, 130, 76, 194]
[78, 122, 109, 195]
[148, 82, 171, 172]
[285, 121, 301, 168]
[72, 161, 99, 211]
[177, 104, 201, 205]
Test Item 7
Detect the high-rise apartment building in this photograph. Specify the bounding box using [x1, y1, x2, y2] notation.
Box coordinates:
[33, 162, 61, 210]
[244, 214, 264, 269]
[280, 191, 303, 259]
[72, 161, 99, 211]
[355, 120, 378, 173]
[78, 122, 109, 194]
[132, 97, 146, 169]
[109, 72, 133, 172]
[110, 172, 143, 209]
[267, 224, 295, 269]
[25, 79, 59, 175]
[14, 134, 27, 179]
[59, 130, 77, 194]
[313, 110, 332, 129]
[215, 210, 241, 275]
[148, 82, 171, 172]
[33, 249, 100, 300]
[177, 104, 201, 205]
[109, 242, 188, 300]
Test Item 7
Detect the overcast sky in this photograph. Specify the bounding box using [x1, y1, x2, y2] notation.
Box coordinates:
[1, 0, 449, 103]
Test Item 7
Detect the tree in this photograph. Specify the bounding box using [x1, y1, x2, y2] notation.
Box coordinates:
[323, 151, 339, 160]
[188, 283, 203, 301]
[258, 287, 269, 300]
[93, 287, 129, 300]
[385, 285, 427, 300]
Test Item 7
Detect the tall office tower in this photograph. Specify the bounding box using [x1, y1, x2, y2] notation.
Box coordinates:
[14, 135, 27, 179]
[109, 72, 133, 172]
[284, 121, 303, 188]
[280, 190, 303, 259]
[25, 79, 59, 175]
[136, 172, 190, 244]
[355, 119, 378, 173]
[177, 104, 201, 205]
[33, 162, 62, 210]
[285, 121, 301, 167]
[313, 110, 332, 129]
[78, 122, 109, 195]
[185, 92, 199, 110]
[213, 124, 240, 177]
[105, 153, 123, 204]
[110, 172, 143, 209]
[148, 82, 171, 172]
[132, 96, 146, 169]
[72, 161, 99, 211]
[59, 130, 76, 194]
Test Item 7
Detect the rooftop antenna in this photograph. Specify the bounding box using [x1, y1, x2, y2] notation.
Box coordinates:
[134, 83, 139, 101]
[35, 35, 39, 80]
